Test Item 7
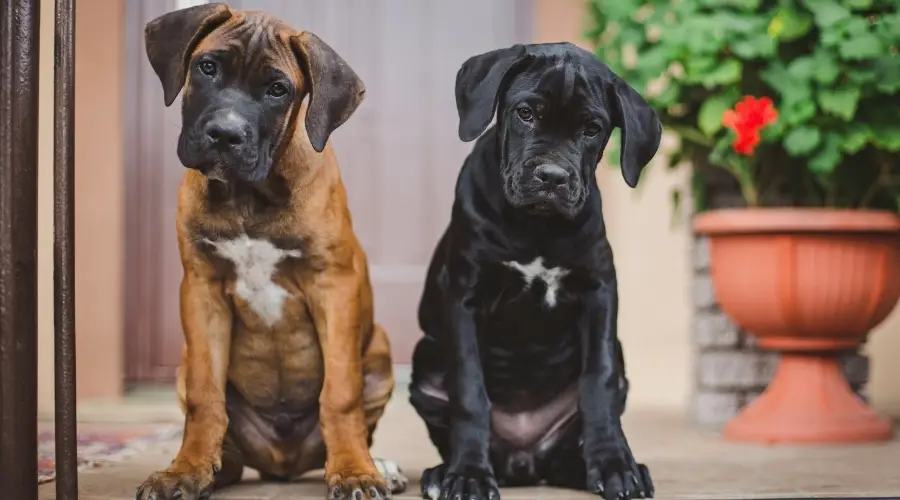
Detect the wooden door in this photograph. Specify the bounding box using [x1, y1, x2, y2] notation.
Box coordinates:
[124, 0, 534, 382]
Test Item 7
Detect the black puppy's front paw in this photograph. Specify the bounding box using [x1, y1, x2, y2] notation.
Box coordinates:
[585, 447, 653, 500]
[420, 463, 500, 500]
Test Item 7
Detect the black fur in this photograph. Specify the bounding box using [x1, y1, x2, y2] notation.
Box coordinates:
[409, 42, 662, 500]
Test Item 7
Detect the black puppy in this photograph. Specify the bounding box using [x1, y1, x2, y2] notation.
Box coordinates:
[409, 42, 662, 500]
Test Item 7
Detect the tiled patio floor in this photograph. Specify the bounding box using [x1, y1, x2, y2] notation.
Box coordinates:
[38, 386, 900, 499]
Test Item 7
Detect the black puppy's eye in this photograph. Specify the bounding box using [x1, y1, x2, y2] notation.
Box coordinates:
[268, 82, 289, 98]
[198, 61, 218, 77]
[516, 107, 534, 122]
[584, 124, 602, 137]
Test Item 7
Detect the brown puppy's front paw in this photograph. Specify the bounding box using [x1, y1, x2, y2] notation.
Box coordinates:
[327, 470, 391, 500]
[135, 465, 216, 500]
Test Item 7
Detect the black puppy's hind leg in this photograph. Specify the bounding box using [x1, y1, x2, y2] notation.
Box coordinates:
[615, 338, 629, 415]
[409, 339, 454, 500]
[409, 383, 452, 500]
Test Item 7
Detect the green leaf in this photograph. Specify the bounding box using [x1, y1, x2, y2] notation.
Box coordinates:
[845, 0, 872, 8]
[808, 133, 843, 174]
[683, 18, 727, 54]
[872, 126, 900, 152]
[698, 0, 760, 9]
[787, 56, 817, 81]
[684, 57, 717, 82]
[697, 60, 743, 88]
[666, 150, 684, 169]
[698, 93, 738, 136]
[761, 62, 806, 99]
[731, 34, 777, 58]
[800, 0, 851, 28]
[841, 124, 871, 154]
[847, 68, 879, 84]
[782, 99, 817, 126]
[874, 56, 900, 93]
[769, 8, 813, 41]
[784, 127, 822, 156]
[839, 33, 885, 60]
[670, 188, 683, 227]
[818, 88, 861, 120]
[811, 53, 840, 84]
[761, 118, 786, 141]
[637, 44, 676, 76]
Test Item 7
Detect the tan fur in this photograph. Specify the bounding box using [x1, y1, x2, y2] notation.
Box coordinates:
[136, 7, 398, 500]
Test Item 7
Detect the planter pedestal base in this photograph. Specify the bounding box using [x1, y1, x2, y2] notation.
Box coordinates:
[724, 353, 893, 444]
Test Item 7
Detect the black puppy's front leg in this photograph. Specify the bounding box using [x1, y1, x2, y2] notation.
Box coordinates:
[433, 286, 499, 500]
[580, 280, 653, 500]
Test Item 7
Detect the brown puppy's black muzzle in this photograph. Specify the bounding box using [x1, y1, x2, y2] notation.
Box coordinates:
[180, 106, 268, 183]
[205, 112, 252, 149]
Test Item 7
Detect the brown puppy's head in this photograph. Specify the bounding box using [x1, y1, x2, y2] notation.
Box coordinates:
[144, 3, 365, 183]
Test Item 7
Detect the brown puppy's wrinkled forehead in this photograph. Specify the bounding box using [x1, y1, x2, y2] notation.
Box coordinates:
[192, 10, 304, 88]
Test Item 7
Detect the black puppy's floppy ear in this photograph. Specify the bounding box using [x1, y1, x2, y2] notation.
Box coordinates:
[455, 45, 530, 142]
[144, 3, 232, 107]
[608, 77, 663, 188]
[291, 32, 366, 153]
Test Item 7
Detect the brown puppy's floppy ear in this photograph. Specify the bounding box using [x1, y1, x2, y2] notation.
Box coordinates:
[144, 3, 232, 107]
[608, 77, 663, 188]
[455, 44, 530, 143]
[291, 32, 366, 153]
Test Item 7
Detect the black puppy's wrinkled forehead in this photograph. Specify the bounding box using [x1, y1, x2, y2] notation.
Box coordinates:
[505, 43, 614, 122]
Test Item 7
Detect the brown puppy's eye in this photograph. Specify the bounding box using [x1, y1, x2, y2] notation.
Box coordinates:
[268, 83, 289, 98]
[516, 107, 534, 122]
[584, 124, 602, 137]
[198, 61, 218, 77]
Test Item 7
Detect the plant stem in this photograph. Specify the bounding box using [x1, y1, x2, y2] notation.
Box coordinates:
[723, 159, 760, 207]
[858, 156, 891, 208]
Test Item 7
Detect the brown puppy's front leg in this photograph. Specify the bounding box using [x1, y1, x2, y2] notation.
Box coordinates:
[309, 270, 389, 500]
[136, 271, 232, 500]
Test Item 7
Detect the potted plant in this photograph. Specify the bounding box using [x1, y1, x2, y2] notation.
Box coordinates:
[587, 0, 900, 444]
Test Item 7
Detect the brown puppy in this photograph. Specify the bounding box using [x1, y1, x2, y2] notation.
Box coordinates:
[134, 4, 407, 500]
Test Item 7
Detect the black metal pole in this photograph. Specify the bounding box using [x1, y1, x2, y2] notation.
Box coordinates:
[54, 0, 77, 498]
[0, 0, 41, 499]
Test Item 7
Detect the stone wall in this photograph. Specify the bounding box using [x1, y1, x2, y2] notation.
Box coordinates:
[689, 235, 870, 426]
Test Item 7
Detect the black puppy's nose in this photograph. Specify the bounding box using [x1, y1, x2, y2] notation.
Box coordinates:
[205, 115, 247, 147]
[534, 164, 570, 187]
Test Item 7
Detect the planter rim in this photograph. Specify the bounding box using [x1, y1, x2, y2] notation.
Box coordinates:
[693, 208, 900, 235]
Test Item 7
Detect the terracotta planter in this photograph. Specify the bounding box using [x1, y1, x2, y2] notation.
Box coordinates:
[694, 208, 900, 444]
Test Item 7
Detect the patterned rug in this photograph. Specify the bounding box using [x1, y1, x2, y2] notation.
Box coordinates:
[37, 426, 182, 483]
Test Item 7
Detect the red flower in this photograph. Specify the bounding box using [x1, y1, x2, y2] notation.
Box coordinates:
[721, 96, 779, 156]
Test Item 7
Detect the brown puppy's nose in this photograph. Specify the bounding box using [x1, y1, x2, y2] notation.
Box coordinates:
[205, 114, 248, 147]
[534, 164, 569, 187]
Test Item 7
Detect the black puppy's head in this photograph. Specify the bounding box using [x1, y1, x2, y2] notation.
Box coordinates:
[144, 4, 365, 183]
[455, 43, 662, 218]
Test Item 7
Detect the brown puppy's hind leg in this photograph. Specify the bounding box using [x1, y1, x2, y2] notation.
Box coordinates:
[362, 324, 408, 494]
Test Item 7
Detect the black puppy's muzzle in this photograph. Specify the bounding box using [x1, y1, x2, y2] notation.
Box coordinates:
[533, 163, 570, 193]
[510, 158, 582, 216]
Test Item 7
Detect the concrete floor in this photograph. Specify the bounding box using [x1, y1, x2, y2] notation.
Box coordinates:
[38, 386, 900, 499]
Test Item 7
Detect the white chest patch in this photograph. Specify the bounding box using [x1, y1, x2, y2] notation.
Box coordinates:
[502, 257, 570, 308]
[203, 235, 302, 328]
